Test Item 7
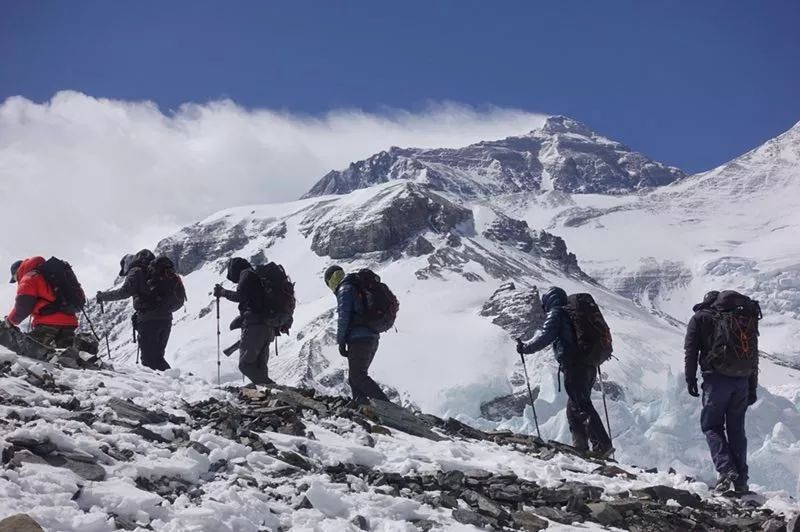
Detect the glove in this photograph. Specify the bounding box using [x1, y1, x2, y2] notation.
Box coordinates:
[279, 325, 290, 335]
[213, 284, 224, 298]
[748, 389, 757, 406]
[339, 344, 348, 358]
[1, 317, 16, 330]
[516, 339, 525, 355]
[687, 378, 699, 397]
[96, 291, 106, 303]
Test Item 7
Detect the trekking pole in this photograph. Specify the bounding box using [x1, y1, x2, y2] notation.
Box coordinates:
[82, 309, 111, 360]
[275, 337, 278, 358]
[215, 296, 221, 387]
[518, 346, 542, 440]
[597, 366, 613, 444]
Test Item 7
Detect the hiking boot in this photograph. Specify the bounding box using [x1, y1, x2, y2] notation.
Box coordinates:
[733, 482, 750, 495]
[592, 444, 615, 460]
[714, 471, 739, 493]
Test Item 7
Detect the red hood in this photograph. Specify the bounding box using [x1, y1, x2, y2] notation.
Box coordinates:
[16, 256, 45, 280]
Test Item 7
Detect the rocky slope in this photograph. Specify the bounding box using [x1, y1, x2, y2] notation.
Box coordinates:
[304, 116, 685, 199]
[2, 352, 798, 532]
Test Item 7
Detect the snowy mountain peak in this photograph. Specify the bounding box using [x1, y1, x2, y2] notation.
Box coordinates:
[537, 115, 595, 137]
[303, 115, 685, 199]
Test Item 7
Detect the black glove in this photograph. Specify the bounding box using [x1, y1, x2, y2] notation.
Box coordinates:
[516, 339, 525, 355]
[279, 324, 290, 335]
[339, 344, 348, 357]
[96, 291, 106, 303]
[213, 284, 224, 298]
[748, 389, 757, 406]
[687, 378, 699, 397]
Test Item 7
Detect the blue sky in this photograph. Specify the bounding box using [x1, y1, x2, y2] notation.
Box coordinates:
[1, 0, 799, 173]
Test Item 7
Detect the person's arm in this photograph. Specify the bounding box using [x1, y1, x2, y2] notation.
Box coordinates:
[7, 295, 36, 326]
[683, 315, 700, 382]
[99, 270, 138, 302]
[521, 310, 560, 355]
[222, 288, 240, 302]
[336, 283, 355, 345]
[7, 274, 40, 325]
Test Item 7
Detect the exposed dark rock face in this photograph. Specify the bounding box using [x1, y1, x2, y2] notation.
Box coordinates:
[480, 282, 545, 341]
[309, 183, 473, 259]
[155, 218, 285, 276]
[483, 213, 587, 278]
[480, 392, 532, 421]
[304, 116, 685, 199]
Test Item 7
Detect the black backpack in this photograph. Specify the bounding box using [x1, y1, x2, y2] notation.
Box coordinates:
[708, 291, 761, 377]
[36, 257, 87, 316]
[346, 269, 399, 333]
[254, 262, 296, 328]
[565, 293, 613, 366]
[146, 256, 187, 313]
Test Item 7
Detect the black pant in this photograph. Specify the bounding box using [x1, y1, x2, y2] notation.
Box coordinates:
[239, 323, 273, 385]
[701, 373, 749, 483]
[347, 339, 389, 404]
[563, 364, 611, 451]
[137, 318, 172, 371]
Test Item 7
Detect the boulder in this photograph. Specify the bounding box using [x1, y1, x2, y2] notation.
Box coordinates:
[511, 511, 549, 531]
[0, 514, 44, 532]
[587, 502, 624, 527]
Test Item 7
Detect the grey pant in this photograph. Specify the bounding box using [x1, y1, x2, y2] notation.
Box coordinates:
[239, 323, 274, 385]
[348, 338, 389, 404]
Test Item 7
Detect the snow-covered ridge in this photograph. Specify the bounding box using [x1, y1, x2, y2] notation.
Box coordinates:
[1, 354, 798, 531]
[303, 116, 685, 199]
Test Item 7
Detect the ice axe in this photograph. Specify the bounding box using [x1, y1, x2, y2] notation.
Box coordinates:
[517, 338, 542, 440]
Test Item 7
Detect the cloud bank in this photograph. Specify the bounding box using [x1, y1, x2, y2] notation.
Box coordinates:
[0, 91, 545, 300]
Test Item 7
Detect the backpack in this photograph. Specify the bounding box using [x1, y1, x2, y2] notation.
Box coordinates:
[346, 269, 399, 333]
[146, 256, 187, 313]
[36, 257, 87, 316]
[708, 291, 761, 377]
[565, 293, 613, 366]
[254, 262, 296, 328]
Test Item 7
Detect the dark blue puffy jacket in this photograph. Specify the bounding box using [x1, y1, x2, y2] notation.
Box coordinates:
[520, 287, 578, 365]
[336, 278, 379, 344]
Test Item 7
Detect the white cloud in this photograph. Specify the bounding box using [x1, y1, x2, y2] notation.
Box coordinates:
[0, 91, 545, 303]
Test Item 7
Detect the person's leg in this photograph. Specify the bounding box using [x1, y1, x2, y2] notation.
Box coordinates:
[239, 324, 270, 385]
[347, 339, 389, 403]
[154, 320, 172, 371]
[53, 326, 77, 349]
[256, 329, 274, 383]
[725, 376, 750, 487]
[28, 325, 58, 348]
[137, 320, 159, 370]
[562, 366, 591, 451]
[701, 374, 737, 482]
[581, 366, 612, 451]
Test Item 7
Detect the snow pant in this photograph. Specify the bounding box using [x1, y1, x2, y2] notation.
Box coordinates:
[28, 325, 77, 349]
[701, 373, 749, 483]
[239, 323, 273, 385]
[347, 338, 389, 404]
[563, 364, 612, 451]
[137, 318, 172, 371]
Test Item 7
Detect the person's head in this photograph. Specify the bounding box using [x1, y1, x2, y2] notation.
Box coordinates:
[703, 290, 720, 305]
[134, 249, 155, 266]
[541, 286, 568, 312]
[324, 265, 345, 292]
[9, 260, 22, 284]
[226, 257, 253, 283]
[119, 254, 136, 277]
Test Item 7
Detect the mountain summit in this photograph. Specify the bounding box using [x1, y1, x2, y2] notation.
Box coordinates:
[303, 115, 685, 199]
